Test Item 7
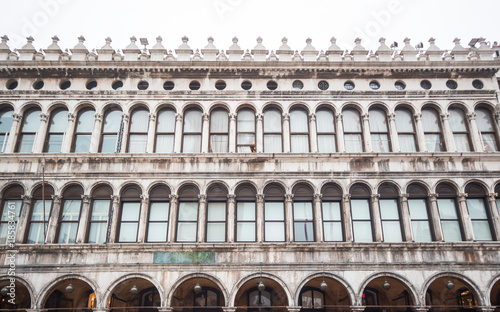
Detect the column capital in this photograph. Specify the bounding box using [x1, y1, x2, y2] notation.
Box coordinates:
[67, 112, 76, 122]
[387, 113, 396, 121]
[495, 112, 500, 121]
[111, 195, 120, 203]
[39, 113, 49, 122]
[309, 113, 316, 122]
[401, 193, 409, 202]
[256, 194, 265, 203]
[458, 193, 468, 203]
[198, 194, 207, 203]
[202, 113, 209, 121]
[175, 113, 183, 122]
[94, 113, 103, 121]
[227, 194, 236, 204]
[256, 113, 263, 121]
[121, 113, 130, 121]
[169, 194, 178, 204]
[467, 112, 477, 121]
[140, 194, 149, 204]
[488, 193, 498, 202]
[336, 113, 343, 121]
[428, 193, 438, 202]
[362, 113, 369, 121]
[283, 113, 290, 121]
[51, 195, 62, 204]
[343, 194, 351, 202]
[440, 113, 449, 120]
[148, 113, 156, 122]
[314, 193, 322, 202]
[370, 194, 380, 202]
[22, 195, 33, 204]
[81, 194, 91, 204]
[414, 113, 422, 120]
[12, 113, 22, 121]
[229, 113, 237, 121]
[285, 193, 294, 203]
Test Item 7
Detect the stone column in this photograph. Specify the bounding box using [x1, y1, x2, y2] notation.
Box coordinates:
[45, 195, 62, 243]
[362, 113, 372, 152]
[4, 113, 21, 153]
[487, 193, 500, 240]
[120, 113, 130, 153]
[33, 113, 49, 153]
[61, 113, 76, 153]
[256, 113, 263, 153]
[174, 113, 183, 153]
[227, 194, 236, 242]
[76, 195, 91, 243]
[440, 113, 455, 152]
[458, 193, 474, 241]
[15, 195, 32, 243]
[428, 193, 443, 241]
[387, 113, 400, 152]
[343, 194, 353, 242]
[108, 195, 120, 243]
[467, 112, 483, 152]
[336, 113, 345, 152]
[400, 194, 414, 241]
[167, 195, 178, 242]
[313, 194, 323, 241]
[285, 194, 294, 241]
[201, 113, 210, 153]
[309, 113, 318, 152]
[414, 113, 427, 152]
[370, 194, 382, 242]
[229, 113, 237, 153]
[283, 113, 290, 153]
[197, 194, 207, 242]
[146, 113, 156, 153]
[137, 194, 149, 243]
[89, 113, 103, 153]
[256, 194, 265, 242]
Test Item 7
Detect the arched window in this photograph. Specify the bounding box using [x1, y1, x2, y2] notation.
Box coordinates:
[316, 108, 336, 153]
[206, 184, 227, 242]
[177, 185, 199, 242]
[0, 106, 14, 153]
[128, 108, 149, 153]
[72, 108, 95, 153]
[209, 108, 229, 153]
[16, 108, 41, 153]
[264, 184, 285, 242]
[378, 183, 403, 242]
[343, 108, 363, 153]
[369, 108, 390, 152]
[235, 184, 256, 242]
[465, 183, 493, 241]
[449, 107, 471, 152]
[407, 184, 433, 242]
[87, 185, 112, 244]
[194, 287, 221, 311]
[147, 185, 170, 242]
[475, 107, 499, 152]
[182, 108, 202, 153]
[395, 107, 417, 152]
[422, 107, 445, 152]
[99, 108, 122, 153]
[0, 185, 23, 244]
[57, 185, 83, 244]
[293, 184, 314, 242]
[44, 108, 68, 153]
[321, 184, 343, 242]
[248, 288, 272, 312]
[290, 108, 309, 153]
[350, 184, 373, 242]
[300, 287, 325, 311]
[155, 108, 175, 153]
[117, 185, 141, 242]
[26, 184, 54, 244]
[263, 108, 282, 153]
[436, 183, 463, 241]
[236, 108, 256, 153]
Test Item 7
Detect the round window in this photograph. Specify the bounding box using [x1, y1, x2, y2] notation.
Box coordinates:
[6, 79, 18, 90]
[369, 81, 380, 90]
[344, 81, 355, 90]
[446, 80, 457, 90]
[267, 80, 278, 90]
[86, 80, 97, 90]
[60, 80, 71, 90]
[292, 80, 304, 90]
[420, 80, 432, 90]
[215, 80, 226, 90]
[189, 81, 201, 90]
[241, 80, 252, 90]
[112, 80, 123, 90]
[137, 81, 149, 90]
[33, 80, 44, 90]
[394, 81, 406, 90]
[318, 80, 329, 91]
[163, 81, 175, 90]
[472, 79, 484, 89]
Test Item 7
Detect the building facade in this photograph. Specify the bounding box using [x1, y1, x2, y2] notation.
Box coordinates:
[0, 35, 500, 312]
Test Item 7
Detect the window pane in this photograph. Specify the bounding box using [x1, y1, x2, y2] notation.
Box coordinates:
[316, 109, 335, 133]
[265, 202, 284, 220]
[31, 200, 52, 221]
[437, 199, 458, 219]
[371, 134, 390, 152]
[482, 133, 498, 152]
[353, 221, 373, 242]
[207, 202, 226, 221]
[291, 134, 309, 153]
[61, 200, 81, 221]
[147, 222, 168, 242]
[178, 202, 198, 221]
[18, 134, 35, 152]
[210, 109, 229, 132]
[395, 108, 415, 132]
[177, 222, 197, 242]
[157, 109, 175, 132]
[237, 109, 255, 132]
[344, 134, 363, 152]
[22, 110, 41, 132]
[74, 135, 91, 153]
[343, 109, 362, 132]
[351, 199, 370, 219]
[323, 222, 343, 241]
[265, 222, 285, 241]
[412, 220, 432, 242]
[408, 199, 428, 219]
[471, 220, 492, 241]
[290, 109, 308, 132]
[76, 110, 95, 132]
[207, 223, 225, 242]
[129, 134, 147, 153]
[313, 291, 324, 308]
[449, 108, 467, 131]
[46, 134, 64, 152]
[322, 202, 341, 221]
[184, 109, 202, 132]
[294, 222, 314, 241]
[1, 200, 22, 222]
[0, 109, 13, 132]
[425, 134, 443, 152]
[101, 134, 117, 153]
[130, 109, 149, 132]
[91, 200, 110, 221]
[236, 222, 255, 241]
[210, 134, 228, 153]
[237, 202, 255, 221]
[58, 222, 78, 244]
[294, 202, 313, 220]
[237, 133, 255, 146]
[369, 109, 388, 132]
[49, 110, 68, 133]
[156, 134, 174, 153]
[183, 135, 201, 153]
[467, 198, 488, 219]
[318, 134, 336, 152]
[302, 291, 313, 309]
[441, 220, 462, 241]
[454, 134, 470, 152]
[264, 109, 281, 132]
[422, 109, 441, 132]
[88, 223, 106, 243]
[121, 202, 140, 221]
[382, 221, 402, 242]
[118, 223, 138, 242]
[149, 202, 169, 221]
[476, 108, 494, 132]
[398, 134, 417, 152]
[264, 135, 282, 152]
[27, 223, 46, 244]
[380, 199, 399, 219]
[103, 110, 122, 132]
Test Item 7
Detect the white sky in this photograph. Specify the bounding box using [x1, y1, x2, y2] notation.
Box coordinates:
[1, 0, 500, 54]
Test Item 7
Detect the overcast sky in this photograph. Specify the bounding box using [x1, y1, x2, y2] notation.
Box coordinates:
[2, 0, 499, 54]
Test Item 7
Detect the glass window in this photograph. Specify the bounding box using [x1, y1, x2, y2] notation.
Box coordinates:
[249, 289, 272, 308]
[206, 184, 227, 242]
[316, 108, 336, 153]
[350, 184, 372, 242]
[449, 107, 471, 152]
[436, 184, 462, 242]
[343, 108, 363, 152]
[422, 108, 445, 152]
[294, 202, 314, 241]
[194, 288, 220, 308]
[177, 186, 199, 242]
[147, 185, 170, 242]
[395, 107, 417, 152]
[155, 108, 175, 153]
[465, 184, 493, 241]
[57, 185, 83, 244]
[44, 108, 68, 153]
[209, 108, 229, 153]
[475, 107, 498, 152]
[407, 184, 433, 242]
[237, 108, 256, 153]
[236, 185, 257, 242]
[183, 108, 202, 153]
[264, 184, 286, 242]
[322, 184, 343, 242]
[0, 107, 14, 153]
[379, 199, 402, 242]
[16, 108, 41, 153]
[72, 108, 95, 153]
[263, 108, 282, 153]
[301, 289, 324, 309]
[0, 185, 23, 245]
[99, 109, 122, 153]
[128, 108, 149, 153]
[88, 185, 112, 244]
[27, 185, 54, 244]
[369, 108, 390, 152]
[290, 108, 309, 153]
[118, 186, 141, 243]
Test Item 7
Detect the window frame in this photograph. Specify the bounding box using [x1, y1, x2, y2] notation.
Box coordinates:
[86, 186, 112, 244]
[71, 108, 95, 153]
[321, 184, 343, 242]
[448, 107, 472, 152]
[99, 108, 123, 153]
[146, 185, 171, 243]
[407, 184, 434, 242]
[315, 108, 337, 153]
[0, 106, 14, 153]
[182, 108, 203, 153]
[235, 185, 257, 242]
[209, 108, 229, 153]
[292, 185, 315, 242]
[289, 108, 310, 153]
[236, 108, 256, 153]
[350, 184, 374, 242]
[43, 108, 69, 153]
[263, 108, 283, 153]
[15, 107, 42, 153]
[56, 185, 83, 244]
[117, 185, 142, 243]
[154, 107, 176, 153]
[176, 185, 199, 242]
[395, 107, 417, 152]
[0, 185, 23, 245]
[206, 185, 228, 243]
[342, 108, 364, 153]
[127, 107, 149, 153]
[475, 106, 499, 152]
[378, 184, 404, 242]
[264, 185, 286, 242]
[436, 184, 464, 242]
[25, 185, 54, 244]
[421, 107, 446, 152]
[369, 108, 391, 152]
[465, 184, 494, 241]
